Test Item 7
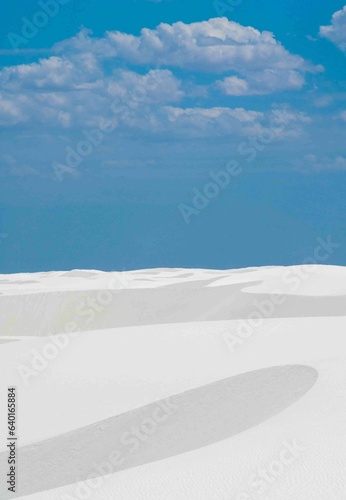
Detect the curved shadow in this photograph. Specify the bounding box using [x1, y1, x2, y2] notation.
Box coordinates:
[0, 364, 318, 498]
[1, 282, 346, 336]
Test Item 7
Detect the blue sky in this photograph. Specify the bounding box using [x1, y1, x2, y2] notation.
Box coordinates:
[0, 0, 345, 272]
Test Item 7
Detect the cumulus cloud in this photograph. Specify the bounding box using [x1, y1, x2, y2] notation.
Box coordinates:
[216, 69, 305, 95]
[106, 69, 183, 104]
[269, 107, 311, 127]
[165, 106, 263, 123]
[145, 105, 311, 140]
[320, 5, 346, 51]
[97, 103, 268, 139]
[51, 18, 322, 98]
[0, 17, 315, 142]
[0, 56, 183, 128]
[160, 106, 263, 137]
[0, 47, 311, 142]
[0, 54, 102, 91]
[55, 18, 315, 76]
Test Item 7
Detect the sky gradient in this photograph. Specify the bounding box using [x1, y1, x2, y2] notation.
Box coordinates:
[0, 0, 345, 273]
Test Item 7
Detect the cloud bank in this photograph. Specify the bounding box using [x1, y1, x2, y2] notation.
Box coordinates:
[0, 18, 319, 144]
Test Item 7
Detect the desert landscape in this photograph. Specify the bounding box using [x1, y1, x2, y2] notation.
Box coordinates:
[0, 265, 345, 499]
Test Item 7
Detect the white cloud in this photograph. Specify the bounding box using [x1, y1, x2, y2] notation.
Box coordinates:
[217, 69, 305, 95]
[0, 53, 312, 142]
[0, 60, 183, 128]
[0, 54, 102, 91]
[106, 69, 183, 104]
[0, 18, 315, 142]
[159, 106, 262, 137]
[216, 76, 249, 96]
[334, 156, 346, 169]
[314, 95, 333, 108]
[146, 105, 311, 140]
[55, 18, 315, 76]
[269, 107, 311, 126]
[302, 153, 346, 171]
[164, 106, 263, 123]
[52, 18, 322, 97]
[0, 93, 29, 125]
[320, 5, 346, 51]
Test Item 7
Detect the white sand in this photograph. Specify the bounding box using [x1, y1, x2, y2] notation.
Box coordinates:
[0, 265, 345, 499]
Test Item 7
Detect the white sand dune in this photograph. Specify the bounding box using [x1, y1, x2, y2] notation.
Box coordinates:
[1, 265, 346, 337]
[0, 365, 318, 498]
[0, 265, 345, 499]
